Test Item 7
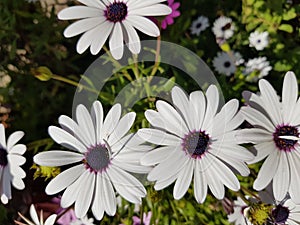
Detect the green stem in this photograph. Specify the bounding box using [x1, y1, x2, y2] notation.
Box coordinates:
[140, 199, 144, 225]
[150, 35, 161, 76]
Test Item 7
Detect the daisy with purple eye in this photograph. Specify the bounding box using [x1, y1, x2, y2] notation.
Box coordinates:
[249, 31, 269, 51]
[270, 199, 300, 225]
[237, 71, 300, 204]
[138, 86, 253, 202]
[190, 15, 210, 36]
[34, 101, 152, 220]
[227, 197, 251, 225]
[161, 0, 180, 30]
[212, 16, 235, 40]
[0, 124, 26, 204]
[58, 0, 172, 59]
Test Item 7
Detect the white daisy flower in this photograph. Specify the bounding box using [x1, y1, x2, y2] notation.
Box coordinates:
[212, 16, 235, 39]
[138, 86, 253, 202]
[271, 199, 300, 225]
[0, 124, 26, 204]
[70, 215, 95, 225]
[237, 71, 300, 204]
[15, 204, 57, 225]
[228, 197, 251, 225]
[212, 51, 238, 76]
[243, 57, 272, 82]
[58, 0, 172, 59]
[34, 101, 151, 220]
[190, 15, 209, 36]
[249, 31, 269, 51]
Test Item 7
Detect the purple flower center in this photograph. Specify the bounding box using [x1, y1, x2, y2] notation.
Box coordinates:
[224, 61, 231, 68]
[273, 125, 299, 151]
[221, 23, 231, 31]
[182, 130, 210, 159]
[105, 2, 127, 23]
[272, 204, 289, 224]
[0, 148, 8, 167]
[84, 144, 110, 173]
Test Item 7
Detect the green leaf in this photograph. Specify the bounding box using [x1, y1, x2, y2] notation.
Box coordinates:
[283, 8, 297, 21]
[278, 24, 293, 33]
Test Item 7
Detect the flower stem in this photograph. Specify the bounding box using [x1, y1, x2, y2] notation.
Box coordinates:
[150, 35, 161, 76]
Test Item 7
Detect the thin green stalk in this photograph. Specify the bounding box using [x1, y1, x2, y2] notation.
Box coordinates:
[150, 35, 161, 76]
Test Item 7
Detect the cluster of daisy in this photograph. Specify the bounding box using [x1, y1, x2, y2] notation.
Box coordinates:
[190, 15, 271, 82]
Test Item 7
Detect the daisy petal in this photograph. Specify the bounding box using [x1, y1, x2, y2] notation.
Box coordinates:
[141, 146, 175, 166]
[8, 144, 26, 155]
[92, 175, 105, 220]
[77, 0, 106, 9]
[34, 151, 83, 167]
[90, 21, 114, 55]
[109, 23, 124, 60]
[102, 104, 122, 140]
[235, 128, 272, 144]
[2, 168, 12, 201]
[101, 173, 116, 216]
[189, 91, 206, 130]
[287, 151, 300, 203]
[91, 101, 104, 144]
[194, 161, 208, 203]
[122, 20, 141, 54]
[130, 5, 171, 16]
[202, 85, 220, 130]
[45, 215, 57, 225]
[58, 6, 102, 20]
[30, 205, 39, 225]
[126, 15, 160, 37]
[76, 104, 96, 145]
[137, 128, 181, 146]
[249, 142, 274, 164]
[282, 71, 298, 122]
[0, 124, 6, 149]
[6, 131, 24, 151]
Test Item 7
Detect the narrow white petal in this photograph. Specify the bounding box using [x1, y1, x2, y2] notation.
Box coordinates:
[34, 151, 83, 167]
[287, 151, 300, 203]
[154, 173, 178, 190]
[202, 85, 220, 130]
[76, 26, 98, 54]
[8, 144, 26, 155]
[48, 126, 87, 153]
[6, 131, 24, 151]
[173, 159, 194, 199]
[101, 173, 117, 216]
[240, 107, 275, 133]
[75, 172, 95, 218]
[215, 154, 250, 176]
[90, 21, 114, 55]
[108, 112, 135, 146]
[77, 0, 106, 9]
[128, 0, 167, 10]
[9, 164, 26, 179]
[155, 100, 189, 136]
[102, 104, 122, 140]
[129, 5, 171, 16]
[114, 160, 151, 174]
[189, 91, 206, 130]
[248, 142, 274, 164]
[126, 16, 160, 37]
[58, 6, 103, 20]
[194, 161, 208, 203]
[44, 214, 57, 225]
[259, 79, 282, 125]
[206, 167, 225, 199]
[282, 71, 298, 122]
[91, 101, 104, 144]
[7, 154, 26, 166]
[235, 128, 273, 144]
[12, 177, 25, 190]
[30, 205, 40, 225]
[137, 128, 181, 146]
[92, 175, 105, 220]
[122, 20, 141, 54]
[2, 168, 12, 201]
[76, 104, 96, 146]
[0, 124, 6, 149]
[109, 23, 124, 60]
[141, 146, 175, 166]
[272, 152, 289, 201]
[46, 164, 85, 195]
[253, 151, 280, 191]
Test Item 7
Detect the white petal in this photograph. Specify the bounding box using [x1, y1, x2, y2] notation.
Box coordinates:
[34, 151, 83, 167]
[0, 124, 6, 149]
[259, 79, 282, 125]
[240, 107, 275, 133]
[7, 154, 26, 166]
[101, 173, 117, 216]
[9, 164, 26, 179]
[155, 100, 189, 136]
[91, 101, 104, 144]
[272, 152, 289, 201]
[141, 146, 175, 166]
[202, 85, 220, 130]
[282, 71, 298, 122]
[128, 0, 167, 10]
[248, 142, 274, 164]
[253, 151, 280, 191]
[126, 15, 160, 37]
[58, 6, 103, 20]
[30, 205, 40, 225]
[102, 104, 122, 140]
[46, 164, 85, 195]
[235, 128, 273, 144]
[48, 126, 87, 153]
[92, 175, 105, 220]
[90, 21, 114, 55]
[76, 104, 96, 146]
[108, 112, 135, 146]
[194, 161, 208, 203]
[206, 166, 225, 199]
[189, 91, 206, 130]
[75, 172, 95, 218]
[7, 131, 24, 151]
[173, 159, 194, 199]
[154, 173, 178, 190]
[77, 0, 106, 9]
[129, 4, 171, 16]
[109, 23, 124, 60]
[122, 20, 141, 54]
[44, 214, 57, 225]
[287, 151, 300, 203]
[76, 26, 97, 54]
[2, 168, 12, 201]
[12, 177, 25, 190]
[137, 128, 181, 146]
[8, 144, 26, 155]
[64, 17, 105, 38]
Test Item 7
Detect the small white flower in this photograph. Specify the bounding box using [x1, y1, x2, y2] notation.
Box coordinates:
[237, 71, 300, 204]
[190, 16, 209, 36]
[0, 124, 26, 204]
[34, 101, 151, 220]
[228, 197, 251, 225]
[16, 204, 57, 225]
[243, 57, 272, 82]
[138, 86, 253, 203]
[212, 16, 235, 39]
[249, 31, 269, 51]
[213, 51, 242, 76]
[58, 0, 171, 59]
[70, 215, 95, 225]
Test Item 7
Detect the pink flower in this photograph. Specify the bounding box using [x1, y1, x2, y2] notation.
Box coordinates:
[132, 212, 152, 225]
[161, 0, 180, 29]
